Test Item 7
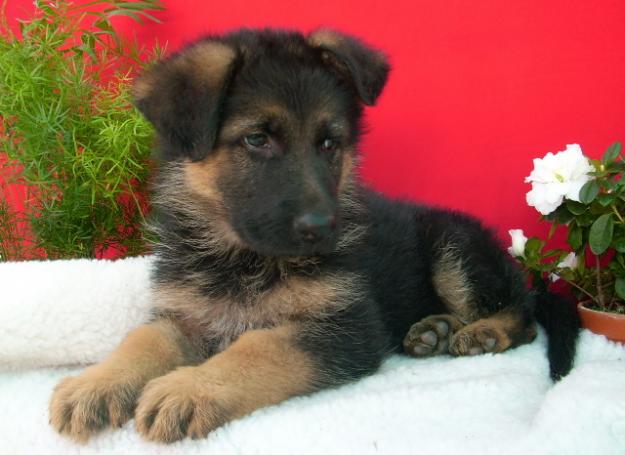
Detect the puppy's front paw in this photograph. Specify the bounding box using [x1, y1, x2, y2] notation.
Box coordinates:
[49, 369, 141, 442]
[135, 367, 227, 443]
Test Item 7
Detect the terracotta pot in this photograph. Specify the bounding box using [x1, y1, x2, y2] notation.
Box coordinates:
[578, 301, 625, 343]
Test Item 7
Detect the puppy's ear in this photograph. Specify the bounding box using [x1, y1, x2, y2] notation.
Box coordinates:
[133, 40, 237, 161]
[308, 29, 390, 106]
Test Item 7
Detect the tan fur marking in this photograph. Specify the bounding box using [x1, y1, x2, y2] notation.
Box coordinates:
[183, 154, 225, 202]
[108, 320, 198, 371]
[219, 117, 266, 142]
[432, 246, 479, 324]
[451, 321, 511, 355]
[132, 74, 156, 101]
[182, 41, 236, 88]
[308, 29, 344, 48]
[182, 155, 246, 249]
[218, 106, 295, 144]
[265, 273, 355, 316]
[450, 311, 536, 356]
[151, 159, 247, 254]
[49, 320, 197, 442]
[338, 151, 354, 195]
[403, 314, 465, 357]
[135, 42, 235, 100]
[153, 273, 356, 354]
[135, 325, 314, 442]
[308, 29, 386, 68]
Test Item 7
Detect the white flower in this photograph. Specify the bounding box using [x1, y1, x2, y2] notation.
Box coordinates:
[549, 273, 560, 282]
[558, 252, 578, 270]
[550, 252, 578, 282]
[525, 144, 595, 215]
[507, 229, 528, 257]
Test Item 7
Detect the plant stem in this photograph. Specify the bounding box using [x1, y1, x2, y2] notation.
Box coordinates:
[612, 205, 624, 223]
[596, 254, 604, 308]
[559, 276, 597, 303]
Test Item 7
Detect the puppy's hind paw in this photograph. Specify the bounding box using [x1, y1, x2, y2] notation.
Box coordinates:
[403, 315, 464, 357]
[449, 323, 505, 356]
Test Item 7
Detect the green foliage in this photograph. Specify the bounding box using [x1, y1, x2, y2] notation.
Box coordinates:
[0, 0, 164, 260]
[579, 180, 599, 204]
[589, 214, 614, 255]
[514, 141, 625, 314]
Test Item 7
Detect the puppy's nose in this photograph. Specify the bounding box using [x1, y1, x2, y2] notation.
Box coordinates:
[293, 213, 336, 243]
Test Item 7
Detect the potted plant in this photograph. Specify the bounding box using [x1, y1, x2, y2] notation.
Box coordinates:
[0, 0, 164, 261]
[509, 142, 625, 343]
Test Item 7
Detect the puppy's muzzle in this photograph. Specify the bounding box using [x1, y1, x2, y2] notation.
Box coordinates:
[293, 212, 337, 244]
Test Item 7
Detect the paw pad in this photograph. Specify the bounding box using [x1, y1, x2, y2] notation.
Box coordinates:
[450, 326, 502, 357]
[403, 316, 458, 358]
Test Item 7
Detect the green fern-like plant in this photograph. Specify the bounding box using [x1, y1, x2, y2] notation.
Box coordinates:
[0, 0, 164, 260]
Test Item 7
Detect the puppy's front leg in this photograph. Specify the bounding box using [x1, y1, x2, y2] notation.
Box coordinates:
[135, 324, 318, 442]
[49, 319, 197, 442]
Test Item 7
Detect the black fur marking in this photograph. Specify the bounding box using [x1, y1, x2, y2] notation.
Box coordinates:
[142, 28, 578, 393]
[297, 296, 393, 388]
[133, 39, 237, 161]
[533, 291, 580, 380]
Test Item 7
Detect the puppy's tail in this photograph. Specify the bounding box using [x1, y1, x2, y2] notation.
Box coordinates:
[532, 290, 580, 381]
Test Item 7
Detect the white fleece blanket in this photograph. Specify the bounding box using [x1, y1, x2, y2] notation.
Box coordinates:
[1, 257, 625, 455]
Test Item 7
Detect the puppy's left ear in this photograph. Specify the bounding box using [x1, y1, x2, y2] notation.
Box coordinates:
[133, 40, 237, 161]
[308, 29, 390, 106]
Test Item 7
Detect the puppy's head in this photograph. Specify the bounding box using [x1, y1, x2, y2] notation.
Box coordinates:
[135, 29, 389, 257]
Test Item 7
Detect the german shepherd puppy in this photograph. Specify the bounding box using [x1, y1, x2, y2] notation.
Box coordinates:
[49, 28, 579, 443]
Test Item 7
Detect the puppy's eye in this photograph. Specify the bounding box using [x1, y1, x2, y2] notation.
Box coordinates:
[244, 133, 269, 148]
[320, 138, 338, 152]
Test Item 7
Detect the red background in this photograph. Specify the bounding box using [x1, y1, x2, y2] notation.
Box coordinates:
[5, 0, 625, 247]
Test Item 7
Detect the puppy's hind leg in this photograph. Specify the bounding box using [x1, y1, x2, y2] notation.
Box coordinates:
[406, 209, 537, 358]
[449, 306, 537, 356]
[432, 217, 537, 356]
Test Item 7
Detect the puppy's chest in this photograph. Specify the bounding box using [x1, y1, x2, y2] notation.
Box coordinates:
[153, 273, 354, 355]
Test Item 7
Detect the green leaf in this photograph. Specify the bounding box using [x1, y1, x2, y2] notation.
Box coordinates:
[597, 193, 615, 207]
[545, 204, 574, 225]
[565, 200, 587, 215]
[135, 11, 162, 23]
[610, 260, 625, 277]
[589, 202, 608, 215]
[579, 180, 600, 204]
[589, 213, 614, 254]
[568, 224, 583, 250]
[112, 1, 166, 11]
[105, 9, 144, 23]
[524, 237, 543, 260]
[94, 19, 114, 32]
[542, 250, 563, 259]
[615, 278, 625, 300]
[613, 237, 625, 253]
[603, 178, 617, 192]
[603, 141, 622, 164]
[548, 222, 558, 240]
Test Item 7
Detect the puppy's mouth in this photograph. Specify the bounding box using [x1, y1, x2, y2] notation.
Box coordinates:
[258, 237, 338, 258]
[238, 227, 340, 259]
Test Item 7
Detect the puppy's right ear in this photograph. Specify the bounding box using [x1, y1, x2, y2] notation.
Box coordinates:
[308, 29, 390, 106]
[133, 40, 237, 161]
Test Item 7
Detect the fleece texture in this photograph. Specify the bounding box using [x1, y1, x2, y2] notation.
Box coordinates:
[1, 256, 624, 455]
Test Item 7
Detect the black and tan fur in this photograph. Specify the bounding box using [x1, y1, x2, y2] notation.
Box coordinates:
[49, 28, 580, 443]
